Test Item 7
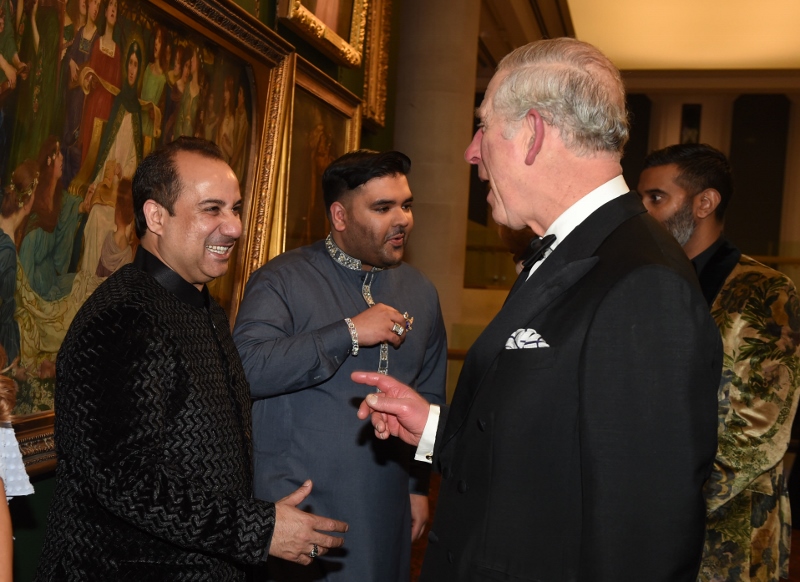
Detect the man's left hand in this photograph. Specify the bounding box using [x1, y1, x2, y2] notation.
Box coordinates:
[353, 372, 429, 445]
[409, 493, 429, 542]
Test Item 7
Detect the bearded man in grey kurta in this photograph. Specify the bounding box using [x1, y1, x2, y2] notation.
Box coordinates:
[233, 150, 447, 581]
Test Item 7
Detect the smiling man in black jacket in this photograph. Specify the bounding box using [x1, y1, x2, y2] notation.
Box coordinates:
[36, 137, 347, 581]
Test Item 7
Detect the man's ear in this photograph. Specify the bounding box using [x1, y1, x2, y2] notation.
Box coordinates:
[329, 200, 347, 232]
[524, 109, 545, 166]
[142, 199, 165, 236]
[695, 188, 721, 220]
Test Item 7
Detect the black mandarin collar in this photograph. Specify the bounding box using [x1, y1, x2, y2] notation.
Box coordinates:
[691, 236, 726, 276]
[133, 246, 210, 309]
[691, 236, 741, 307]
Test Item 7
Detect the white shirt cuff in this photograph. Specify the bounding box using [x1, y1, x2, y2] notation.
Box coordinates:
[414, 404, 440, 463]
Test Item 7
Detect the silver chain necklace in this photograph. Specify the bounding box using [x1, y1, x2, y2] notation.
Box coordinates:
[325, 234, 389, 375]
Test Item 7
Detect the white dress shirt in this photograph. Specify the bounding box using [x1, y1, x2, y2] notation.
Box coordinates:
[527, 174, 630, 278]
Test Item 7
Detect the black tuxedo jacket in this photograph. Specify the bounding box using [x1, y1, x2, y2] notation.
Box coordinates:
[421, 193, 721, 582]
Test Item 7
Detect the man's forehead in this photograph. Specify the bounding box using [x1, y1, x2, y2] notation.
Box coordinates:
[477, 71, 507, 118]
[352, 173, 412, 199]
[176, 150, 230, 176]
[639, 164, 689, 195]
[476, 91, 494, 121]
[641, 164, 681, 185]
[175, 153, 239, 196]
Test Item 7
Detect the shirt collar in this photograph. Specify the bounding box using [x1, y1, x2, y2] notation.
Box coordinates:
[324, 233, 385, 273]
[691, 236, 726, 276]
[133, 246, 209, 309]
[525, 175, 629, 280]
[544, 174, 630, 248]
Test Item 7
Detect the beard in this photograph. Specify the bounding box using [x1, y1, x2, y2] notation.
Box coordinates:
[343, 223, 407, 269]
[663, 200, 696, 247]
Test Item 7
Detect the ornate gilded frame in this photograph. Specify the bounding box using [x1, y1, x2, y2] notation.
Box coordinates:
[12, 412, 56, 477]
[12, 0, 294, 476]
[277, 0, 368, 67]
[362, 0, 391, 129]
[269, 57, 361, 257]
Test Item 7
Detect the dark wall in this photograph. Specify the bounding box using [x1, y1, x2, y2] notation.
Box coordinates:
[725, 94, 790, 256]
[468, 92, 488, 226]
[621, 93, 652, 191]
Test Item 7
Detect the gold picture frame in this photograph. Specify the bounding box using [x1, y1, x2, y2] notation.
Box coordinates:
[12, 411, 56, 478]
[362, 0, 391, 129]
[270, 57, 362, 257]
[277, 0, 368, 67]
[9, 0, 293, 474]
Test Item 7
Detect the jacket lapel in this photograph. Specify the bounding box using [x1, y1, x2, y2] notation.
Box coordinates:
[443, 256, 598, 445]
[442, 192, 647, 446]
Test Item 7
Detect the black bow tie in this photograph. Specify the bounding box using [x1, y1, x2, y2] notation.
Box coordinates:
[520, 234, 557, 270]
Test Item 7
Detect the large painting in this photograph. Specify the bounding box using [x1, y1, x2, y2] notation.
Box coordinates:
[271, 57, 360, 255]
[3, 0, 293, 474]
[362, 0, 390, 129]
[277, 0, 367, 67]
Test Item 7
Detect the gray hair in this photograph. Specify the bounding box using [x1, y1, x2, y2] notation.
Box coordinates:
[493, 38, 629, 156]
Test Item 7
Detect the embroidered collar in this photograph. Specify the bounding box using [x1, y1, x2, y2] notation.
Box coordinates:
[99, 36, 116, 58]
[324, 234, 392, 374]
[325, 233, 383, 272]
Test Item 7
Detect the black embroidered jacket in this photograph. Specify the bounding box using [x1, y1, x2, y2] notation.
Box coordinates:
[35, 249, 275, 581]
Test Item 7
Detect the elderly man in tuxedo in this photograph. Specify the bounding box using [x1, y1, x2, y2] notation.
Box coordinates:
[353, 38, 722, 582]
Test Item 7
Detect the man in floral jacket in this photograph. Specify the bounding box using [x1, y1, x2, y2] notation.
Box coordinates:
[638, 143, 800, 582]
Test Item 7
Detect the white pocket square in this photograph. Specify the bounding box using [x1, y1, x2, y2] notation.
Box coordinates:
[505, 328, 550, 349]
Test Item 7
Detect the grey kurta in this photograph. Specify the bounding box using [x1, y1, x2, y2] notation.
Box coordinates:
[233, 239, 447, 582]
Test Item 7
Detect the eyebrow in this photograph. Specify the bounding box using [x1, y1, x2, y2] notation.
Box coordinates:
[641, 187, 667, 195]
[198, 198, 242, 207]
[371, 196, 413, 206]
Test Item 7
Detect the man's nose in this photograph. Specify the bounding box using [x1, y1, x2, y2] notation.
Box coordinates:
[464, 129, 482, 164]
[222, 213, 243, 239]
[393, 206, 411, 227]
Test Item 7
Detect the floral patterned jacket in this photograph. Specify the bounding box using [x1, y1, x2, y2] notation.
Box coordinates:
[698, 246, 800, 582]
